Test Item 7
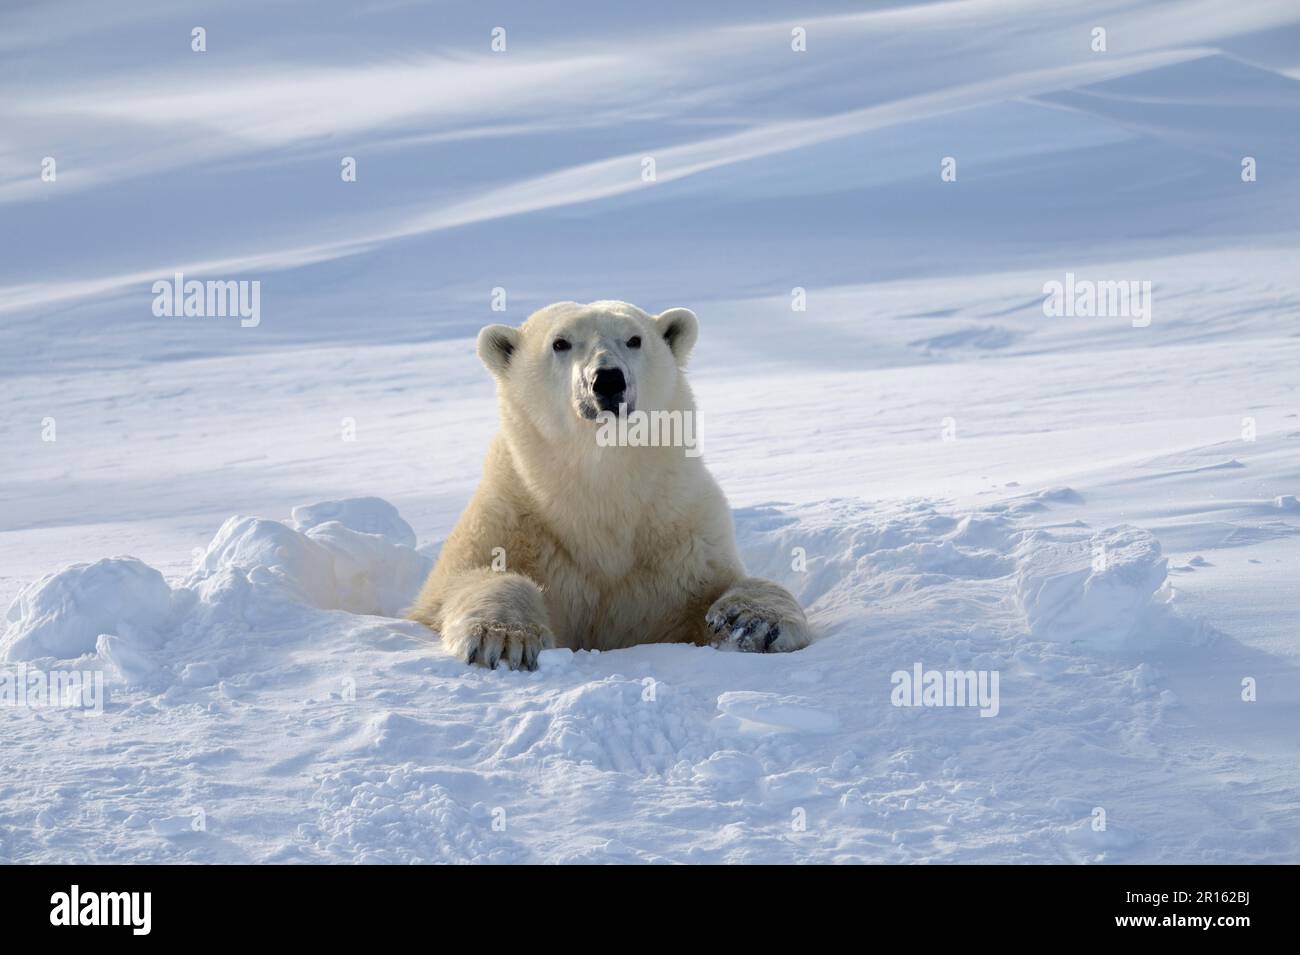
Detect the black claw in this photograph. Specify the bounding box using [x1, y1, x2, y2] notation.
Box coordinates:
[488, 652, 499, 670]
[763, 625, 781, 651]
[467, 646, 478, 665]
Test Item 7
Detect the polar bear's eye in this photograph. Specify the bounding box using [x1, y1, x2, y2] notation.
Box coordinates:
[627, 336, 641, 349]
[552, 338, 571, 352]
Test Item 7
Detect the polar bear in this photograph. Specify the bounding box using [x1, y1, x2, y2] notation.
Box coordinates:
[407, 300, 812, 670]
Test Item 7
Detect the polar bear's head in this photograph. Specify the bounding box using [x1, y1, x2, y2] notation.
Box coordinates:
[476, 301, 699, 438]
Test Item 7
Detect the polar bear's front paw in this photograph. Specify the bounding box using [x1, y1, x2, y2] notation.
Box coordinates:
[705, 579, 812, 654]
[443, 618, 554, 671]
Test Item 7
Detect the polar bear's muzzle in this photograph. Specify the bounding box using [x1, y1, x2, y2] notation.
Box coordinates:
[592, 368, 626, 410]
[576, 362, 634, 420]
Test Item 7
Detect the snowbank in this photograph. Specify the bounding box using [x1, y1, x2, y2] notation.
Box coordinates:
[732, 496, 1202, 655]
[1, 498, 431, 666]
[1014, 525, 1194, 653]
[4, 494, 1206, 672]
[190, 511, 427, 617]
[290, 497, 417, 549]
[2, 557, 178, 661]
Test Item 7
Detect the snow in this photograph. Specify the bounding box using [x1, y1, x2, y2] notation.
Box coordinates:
[3, 0, 1300, 863]
[1014, 524, 1190, 654]
[4, 558, 177, 661]
[190, 509, 430, 617]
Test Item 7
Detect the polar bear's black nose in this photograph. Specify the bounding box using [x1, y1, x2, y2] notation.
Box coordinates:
[592, 367, 626, 399]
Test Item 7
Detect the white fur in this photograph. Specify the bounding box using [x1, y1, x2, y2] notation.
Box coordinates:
[408, 301, 812, 669]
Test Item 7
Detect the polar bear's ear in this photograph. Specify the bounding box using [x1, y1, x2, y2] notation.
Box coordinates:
[477, 324, 520, 376]
[654, 307, 699, 364]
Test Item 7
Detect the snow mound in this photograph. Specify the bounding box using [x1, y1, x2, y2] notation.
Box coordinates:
[731, 498, 1024, 644]
[733, 499, 1203, 655]
[3, 498, 430, 664]
[1015, 524, 1196, 653]
[290, 497, 417, 549]
[2, 557, 178, 662]
[190, 516, 341, 610]
[189, 500, 430, 616]
[301, 521, 429, 617]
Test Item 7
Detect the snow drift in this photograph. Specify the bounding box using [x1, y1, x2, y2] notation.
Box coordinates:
[2, 499, 432, 674]
[3, 495, 1201, 668]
